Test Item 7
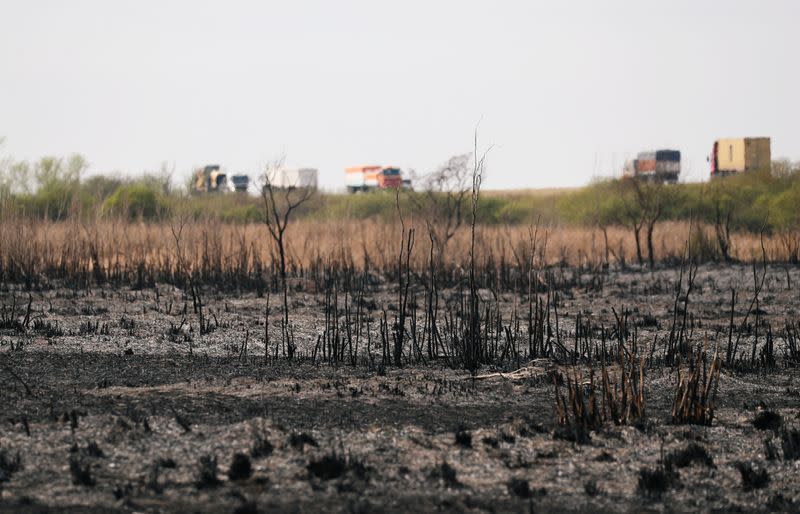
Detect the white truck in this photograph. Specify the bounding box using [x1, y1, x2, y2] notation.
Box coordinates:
[264, 167, 318, 190]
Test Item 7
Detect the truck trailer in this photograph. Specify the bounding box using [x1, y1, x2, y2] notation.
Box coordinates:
[710, 137, 771, 177]
[622, 149, 681, 183]
[345, 165, 404, 193]
[264, 167, 318, 190]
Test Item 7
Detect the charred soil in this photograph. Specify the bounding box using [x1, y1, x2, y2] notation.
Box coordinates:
[1, 264, 799, 513]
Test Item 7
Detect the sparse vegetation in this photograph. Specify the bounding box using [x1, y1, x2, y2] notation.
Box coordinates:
[228, 453, 253, 481]
[289, 433, 318, 451]
[251, 436, 274, 459]
[664, 443, 714, 469]
[637, 464, 678, 498]
[780, 428, 800, 460]
[68, 457, 95, 487]
[753, 410, 783, 431]
[507, 477, 532, 499]
[429, 461, 460, 489]
[454, 426, 473, 448]
[671, 346, 721, 426]
[735, 462, 770, 491]
[0, 449, 22, 483]
[307, 453, 367, 481]
[195, 455, 221, 489]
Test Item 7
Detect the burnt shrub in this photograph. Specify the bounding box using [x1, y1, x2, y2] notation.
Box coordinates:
[156, 457, 177, 469]
[780, 428, 800, 460]
[595, 451, 615, 462]
[665, 443, 714, 469]
[482, 436, 499, 448]
[84, 441, 105, 458]
[0, 450, 22, 483]
[69, 457, 95, 486]
[671, 348, 720, 426]
[33, 319, 63, 337]
[228, 453, 253, 481]
[455, 426, 473, 448]
[289, 432, 318, 451]
[173, 411, 192, 433]
[112, 483, 133, 500]
[307, 454, 346, 480]
[753, 411, 783, 431]
[307, 453, 367, 481]
[145, 463, 163, 494]
[251, 436, 274, 459]
[584, 480, 601, 497]
[735, 462, 770, 491]
[767, 493, 795, 511]
[429, 461, 460, 488]
[507, 477, 531, 498]
[637, 466, 678, 498]
[195, 455, 221, 489]
[764, 438, 780, 461]
[500, 431, 517, 444]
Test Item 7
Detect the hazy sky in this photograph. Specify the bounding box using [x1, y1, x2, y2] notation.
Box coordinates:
[1, 0, 798, 190]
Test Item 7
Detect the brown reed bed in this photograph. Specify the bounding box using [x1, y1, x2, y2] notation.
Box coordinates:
[0, 217, 788, 291]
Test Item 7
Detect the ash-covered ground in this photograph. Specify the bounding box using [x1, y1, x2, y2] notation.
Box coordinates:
[1, 264, 799, 513]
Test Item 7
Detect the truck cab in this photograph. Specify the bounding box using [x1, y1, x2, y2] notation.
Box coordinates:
[346, 165, 404, 193]
[194, 165, 227, 193]
[229, 174, 250, 193]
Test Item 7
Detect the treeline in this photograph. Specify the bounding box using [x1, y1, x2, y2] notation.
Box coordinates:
[2, 149, 800, 244]
[557, 168, 800, 265]
[0, 151, 175, 221]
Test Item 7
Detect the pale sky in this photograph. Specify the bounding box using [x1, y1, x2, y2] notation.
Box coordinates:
[1, 0, 798, 190]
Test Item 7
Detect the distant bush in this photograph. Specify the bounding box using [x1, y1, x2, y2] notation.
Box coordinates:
[103, 183, 165, 220]
[82, 175, 124, 200]
[770, 182, 800, 230]
[219, 203, 262, 223]
[14, 182, 80, 220]
[321, 190, 402, 221]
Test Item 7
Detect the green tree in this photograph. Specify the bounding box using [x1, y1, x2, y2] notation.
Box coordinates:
[770, 182, 800, 262]
[0, 137, 12, 203]
[82, 174, 124, 200]
[615, 179, 646, 265]
[698, 180, 736, 261]
[103, 182, 163, 220]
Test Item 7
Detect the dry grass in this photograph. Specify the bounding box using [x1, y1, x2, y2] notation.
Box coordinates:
[554, 340, 647, 443]
[0, 217, 791, 288]
[671, 345, 721, 426]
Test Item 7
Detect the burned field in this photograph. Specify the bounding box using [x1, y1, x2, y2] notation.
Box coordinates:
[1, 263, 800, 513]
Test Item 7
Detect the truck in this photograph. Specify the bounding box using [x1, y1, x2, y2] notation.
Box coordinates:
[193, 165, 252, 194]
[264, 167, 318, 190]
[622, 150, 680, 183]
[193, 165, 228, 194]
[710, 137, 771, 177]
[228, 175, 250, 193]
[345, 165, 404, 193]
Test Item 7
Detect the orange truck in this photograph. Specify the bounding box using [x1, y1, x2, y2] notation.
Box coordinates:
[345, 165, 404, 193]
